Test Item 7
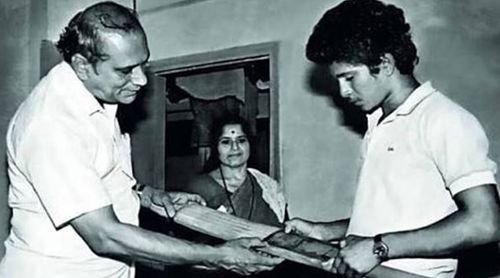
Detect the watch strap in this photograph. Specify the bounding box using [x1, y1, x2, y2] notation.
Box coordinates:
[133, 183, 146, 195]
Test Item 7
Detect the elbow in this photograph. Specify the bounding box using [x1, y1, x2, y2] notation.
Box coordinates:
[470, 210, 500, 244]
[94, 241, 117, 257]
[84, 230, 116, 256]
[487, 213, 500, 242]
[455, 184, 500, 245]
[78, 224, 123, 257]
[70, 206, 128, 258]
[482, 207, 500, 242]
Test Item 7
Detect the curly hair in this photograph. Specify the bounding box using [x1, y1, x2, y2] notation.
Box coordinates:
[306, 0, 418, 74]
[203, 114, 256, 173]
[56, 1, 145, 65]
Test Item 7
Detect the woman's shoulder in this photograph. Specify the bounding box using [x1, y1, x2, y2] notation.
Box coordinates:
[185, 172, 226, 208]
[188, 172, 213, 184]
[247, 168, 284, 198]
[247, 168, 279, 185]
[247, 168, 287, 223]
[186, 173, 217, 192]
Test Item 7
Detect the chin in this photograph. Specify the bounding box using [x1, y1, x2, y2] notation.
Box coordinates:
[364, 105, 379, 114]
[224, 161, 246, 168]
[120, 96, 137, 105]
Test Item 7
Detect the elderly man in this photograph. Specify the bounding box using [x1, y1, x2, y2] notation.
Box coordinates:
[0, 2, 281, 278]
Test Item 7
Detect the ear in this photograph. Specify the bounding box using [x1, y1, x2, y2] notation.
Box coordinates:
[70, 54, 92, 81]
[379, 53, 396, 76]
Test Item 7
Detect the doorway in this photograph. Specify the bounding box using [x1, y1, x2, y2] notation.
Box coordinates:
[142, 42, 280, 192]
[130, 42, 280, 278]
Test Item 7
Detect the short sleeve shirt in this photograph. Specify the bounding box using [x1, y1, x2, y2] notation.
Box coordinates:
[347, 82, 497, 277]
[0, 62, 140, 278]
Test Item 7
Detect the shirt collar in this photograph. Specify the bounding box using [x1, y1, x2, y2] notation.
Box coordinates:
[368, 81, 436, 125]
[392, 81, 435, 116]
[55, 62, 110, 117]
[102, 103, 119, 119]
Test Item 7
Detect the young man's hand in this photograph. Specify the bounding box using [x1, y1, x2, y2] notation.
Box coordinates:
[334, 235, 381, 276]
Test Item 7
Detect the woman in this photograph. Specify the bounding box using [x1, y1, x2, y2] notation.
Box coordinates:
[181, 115, 333, 278]
[186, 115, 286, 227]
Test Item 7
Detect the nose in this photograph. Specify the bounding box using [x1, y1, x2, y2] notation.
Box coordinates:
[338, 79, 352, 98]
[131, 66, 148, 87]
[230, 140, 240, 150]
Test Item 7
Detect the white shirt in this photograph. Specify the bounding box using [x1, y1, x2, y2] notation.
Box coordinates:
[0, 62, 140, 278]
[347, 82, 497, 277]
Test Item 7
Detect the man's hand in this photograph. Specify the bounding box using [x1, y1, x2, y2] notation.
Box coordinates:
[140, 186, 206, 217]
[215, 238, 284, 275]
[168, 192, 206, 210]
[331, 235, 381, 277]
[284, 218, 321, 240]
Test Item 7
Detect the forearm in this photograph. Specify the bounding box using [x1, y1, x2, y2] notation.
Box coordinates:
[384, 186, 500, 259]
[95, 222, 227, 266]
[72, 206, 228, 267]
[385, 212, 498, 259]
[312, 218, 350, 241]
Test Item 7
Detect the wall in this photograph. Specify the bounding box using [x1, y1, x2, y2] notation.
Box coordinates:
[139, 0, 500, 221]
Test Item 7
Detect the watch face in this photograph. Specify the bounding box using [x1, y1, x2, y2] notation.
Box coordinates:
[373, 240, 389, 259]
[374, 244, 387, 256]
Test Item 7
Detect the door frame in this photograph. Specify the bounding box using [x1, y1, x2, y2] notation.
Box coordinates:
[147, 42, 280, 181]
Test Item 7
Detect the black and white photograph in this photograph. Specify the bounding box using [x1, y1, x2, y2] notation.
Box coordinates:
[0, 0, 499, 277]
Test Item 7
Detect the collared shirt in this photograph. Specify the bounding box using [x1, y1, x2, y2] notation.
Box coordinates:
[347, 82, 497, 277]
[0, 62, 140, 278]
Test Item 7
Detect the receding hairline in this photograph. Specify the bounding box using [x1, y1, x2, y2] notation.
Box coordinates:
[93, 29, 149, 63]
[80, 2, 144, 33]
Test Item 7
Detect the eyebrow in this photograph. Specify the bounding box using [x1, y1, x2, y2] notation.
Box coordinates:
[115, 52, 151, 72]
[335, 70, 356, 79]
[219, 135, 247, 139]
[115, 59, 149, 72]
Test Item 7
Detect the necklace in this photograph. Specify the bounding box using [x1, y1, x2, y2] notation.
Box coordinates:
[219, 167, 255, 220]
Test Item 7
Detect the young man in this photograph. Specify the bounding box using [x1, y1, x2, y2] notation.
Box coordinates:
[286, 0, 500, 277]
[0, 2, 281, 277]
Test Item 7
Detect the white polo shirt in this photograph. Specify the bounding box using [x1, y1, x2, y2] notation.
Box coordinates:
[347, 82, 497, 277]
[0, 62, 140, 278]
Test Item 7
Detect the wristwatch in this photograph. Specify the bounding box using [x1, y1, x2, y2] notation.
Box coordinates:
[372, 234, 389, 261]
